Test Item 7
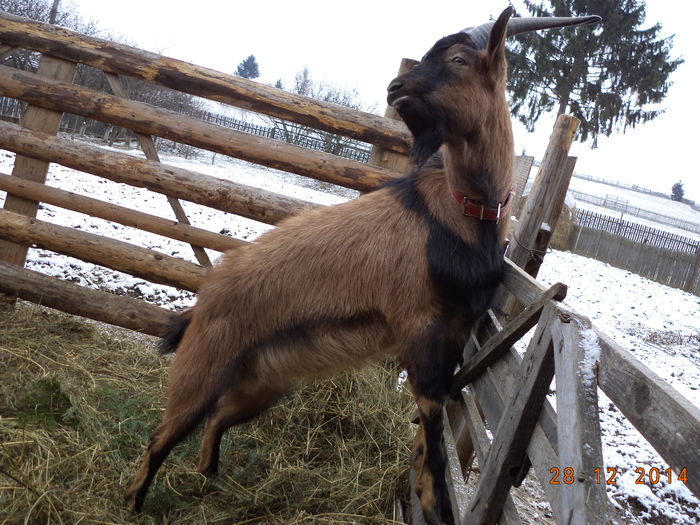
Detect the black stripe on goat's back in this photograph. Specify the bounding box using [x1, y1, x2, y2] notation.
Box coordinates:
[386, 168, 504, 320]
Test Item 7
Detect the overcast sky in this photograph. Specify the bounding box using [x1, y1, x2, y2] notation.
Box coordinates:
[68, 0, 698, 202]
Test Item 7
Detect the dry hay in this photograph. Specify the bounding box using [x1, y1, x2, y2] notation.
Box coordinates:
[0, 296, 414, 524]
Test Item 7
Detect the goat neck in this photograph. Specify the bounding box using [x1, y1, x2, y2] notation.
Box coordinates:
[440, 97, 514, 220]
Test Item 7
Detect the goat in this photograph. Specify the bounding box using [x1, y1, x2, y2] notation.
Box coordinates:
[125, 7, 600, 523]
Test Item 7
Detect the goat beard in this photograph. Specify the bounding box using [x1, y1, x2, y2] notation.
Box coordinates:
[396, 99, 447, 167]
[411, 124, 446, 167]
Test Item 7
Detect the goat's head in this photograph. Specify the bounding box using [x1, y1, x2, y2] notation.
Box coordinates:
[387, 7, 601, 166]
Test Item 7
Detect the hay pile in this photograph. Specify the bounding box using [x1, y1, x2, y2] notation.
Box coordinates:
[0, 296, 414, 524]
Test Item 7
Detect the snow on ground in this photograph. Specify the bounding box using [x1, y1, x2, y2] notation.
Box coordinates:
[568, 175, 700, 224]
[1, 144, 698, 523]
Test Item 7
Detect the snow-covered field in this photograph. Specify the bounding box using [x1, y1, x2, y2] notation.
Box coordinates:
[567, 175, 700, 241]
[1, 144, 698, 523]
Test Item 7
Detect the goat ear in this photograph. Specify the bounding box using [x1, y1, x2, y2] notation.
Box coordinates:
[486, 7, 513, 77]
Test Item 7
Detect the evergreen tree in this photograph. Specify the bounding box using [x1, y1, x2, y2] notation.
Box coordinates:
[506, 0, 683, 146]
[235, 55, 260, 80]
[671, 181, 684, 201]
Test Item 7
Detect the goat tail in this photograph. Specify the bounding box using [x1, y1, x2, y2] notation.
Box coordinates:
[158, 309, 193, 355]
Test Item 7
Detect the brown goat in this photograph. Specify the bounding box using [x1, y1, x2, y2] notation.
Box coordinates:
[125, 8, 600, 524]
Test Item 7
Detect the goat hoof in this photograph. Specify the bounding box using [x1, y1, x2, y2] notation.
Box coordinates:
[124, 487, 144, 513]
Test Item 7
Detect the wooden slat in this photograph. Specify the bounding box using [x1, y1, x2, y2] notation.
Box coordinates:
[408, 469, 429, 525]
[0, 209, 206, 292]
[0, 12, 413, 154]
[464, 305, 556, 524]
[501, 258, 551, 307]
[0, 54, 75, 266]
[596, 328, 700, 498]
[103, 71, 211, 267]
[550, 307, 611, 524]
[0, 173, 244, 253]
[442, 408, 470, 524]
[0, 260, 171, 336]
[0, 120, 312, 225]
[450, 282, 567, 396]
[468, 315, 563, 523]
[0, 65, 399, 192]
[459, 390, 522, 525]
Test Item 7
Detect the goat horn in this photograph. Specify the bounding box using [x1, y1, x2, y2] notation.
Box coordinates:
[462, 14, 602, 49]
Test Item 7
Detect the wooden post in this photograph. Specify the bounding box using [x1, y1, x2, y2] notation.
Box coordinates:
[550, 307, 611, 524]
[368, 58, 416, 174]
[684, 246, 700, 293]
[0, 54, 76, 266]
[508, 115, 580, 278]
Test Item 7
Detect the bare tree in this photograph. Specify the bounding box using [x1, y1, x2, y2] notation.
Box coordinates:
[269, 67, 373, 157]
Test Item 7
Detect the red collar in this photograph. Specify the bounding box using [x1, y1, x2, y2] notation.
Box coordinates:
[451, 188, 514, 222]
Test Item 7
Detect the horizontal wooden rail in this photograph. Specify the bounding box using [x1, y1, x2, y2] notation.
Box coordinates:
[0, 65, 400, 192]
[0, 260, 171, 336]
[0, 209, 206, 292]
[0, 173, 243, 254]
[596, 329, 700, 498]
[0, 13, 413, 154]
[0, 120, 313, 225]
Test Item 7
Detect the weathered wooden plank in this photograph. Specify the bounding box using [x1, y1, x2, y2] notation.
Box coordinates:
[550, 306, 611, 524]
[442, 408, 470, 524]
[596, 328, 700, 499]
[0, 173, 244, 253]
[0, 65, 400, 192]
[0, 12, 414, 154]
[459, 390, 522, 525]
[464, 306, 556, 524]
[103, 71, 212, 267]
[0, 260, 171, 336]
[0, 54, 76, 266]
[0, 209, 206, 292]
[450, 282, 567, 396]
[0, 120, 312, 225]
[469, 313, 563, 523]
[408, 469, 429, 525]
[501, 258, 552, 307]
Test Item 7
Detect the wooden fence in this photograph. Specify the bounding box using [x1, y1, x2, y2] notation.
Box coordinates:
[0, 95, 374, 162]
[1, 13, 698, 525]
[571, 189, 700, 235]
[570, 209, 700, 294]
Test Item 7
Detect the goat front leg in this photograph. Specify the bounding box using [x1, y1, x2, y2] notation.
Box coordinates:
[406, 336, 459, 525]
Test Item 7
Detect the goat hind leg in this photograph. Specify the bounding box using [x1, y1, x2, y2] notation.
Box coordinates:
[197, 381, 286, 476]
[412, 395, 454, 525]
[125, 373, 214, 512]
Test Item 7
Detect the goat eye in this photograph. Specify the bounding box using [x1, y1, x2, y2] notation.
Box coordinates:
[451, 56, 466, 65]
